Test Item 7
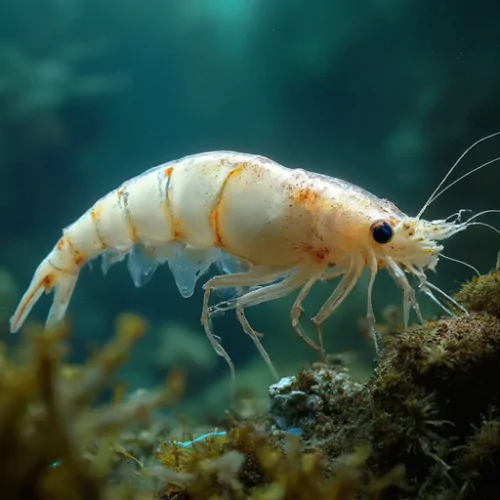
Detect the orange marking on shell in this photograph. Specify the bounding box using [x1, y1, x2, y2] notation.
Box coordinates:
[90, 203, 103, 222]
[315, 246, 330, 261]
[164, 166, 174, 177]
[292, 186, 320, 205]
[303, 244, 330, 263]
[209, 206, 223, 247]
[14, 273, 55, 324]
[402, 221, 415, 236]
[73, 250, 87, 266]
[210, 164, 246, 247]
[129, 226, 139, 242]
[89, 203, 109, 249]
[58, 233, 86, 264]
[65, 235, 75, 252]
[42, 274, 54, 288]
[118, 189, 139, 243]
[173, 219, 183, 240]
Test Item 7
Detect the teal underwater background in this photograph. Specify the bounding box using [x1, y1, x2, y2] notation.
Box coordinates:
[0, 0, 500, 420]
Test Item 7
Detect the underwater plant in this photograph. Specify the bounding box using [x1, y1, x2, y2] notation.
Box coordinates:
[0, 313, 172, 500]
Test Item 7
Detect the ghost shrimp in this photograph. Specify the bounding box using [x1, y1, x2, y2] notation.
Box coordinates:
[9, 137, 500, 381]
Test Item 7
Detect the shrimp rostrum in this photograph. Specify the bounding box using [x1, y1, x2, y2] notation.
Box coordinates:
[9, 135, 500, 379]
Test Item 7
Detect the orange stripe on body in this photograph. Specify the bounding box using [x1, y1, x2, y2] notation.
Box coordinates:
[164, 166, 183, 239]
[209, 163, 246, 247]
[173, 219, 183, 240]
[118, 185, 139, 243]
[90, 202, 108, 250]
[161, 166, 179, 239]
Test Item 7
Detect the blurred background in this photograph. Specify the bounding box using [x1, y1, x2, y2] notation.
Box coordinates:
[0, 0, 499, 423]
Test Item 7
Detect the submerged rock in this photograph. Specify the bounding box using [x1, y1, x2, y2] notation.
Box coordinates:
[268, 367, 363, 431]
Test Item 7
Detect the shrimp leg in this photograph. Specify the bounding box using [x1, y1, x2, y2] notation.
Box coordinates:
[233, 267, 323, 351]
[236, 306, 279, 381]
[201, 266, 294, 385]
[290, 272, 328, 351]
[210, 266, 324, 349]
[385, 257, 424, 328]
[366, 252, 381, 353]
[312, 255, 363, 350]
[202, 265, 319, 380]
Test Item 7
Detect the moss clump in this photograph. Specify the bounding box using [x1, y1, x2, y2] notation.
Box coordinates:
[457, 419, 500, 498]
[265, 267, 500, 499]
[366, 311, 500, 498]
[454, 267, 500, 317]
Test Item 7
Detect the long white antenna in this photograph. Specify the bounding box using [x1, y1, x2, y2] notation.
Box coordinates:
[417, 131, 500, 219]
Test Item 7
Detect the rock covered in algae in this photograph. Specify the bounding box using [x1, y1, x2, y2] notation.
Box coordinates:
[262, 267, 500, 499]
[268, 366, 363, 432]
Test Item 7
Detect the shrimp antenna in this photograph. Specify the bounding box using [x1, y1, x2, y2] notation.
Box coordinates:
[419, 157, 500, 216]
[417, 131, 500, 219]
[440, 253, 481, 277]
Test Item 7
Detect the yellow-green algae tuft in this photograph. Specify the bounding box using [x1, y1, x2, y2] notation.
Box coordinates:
[0, 313, 171, 500]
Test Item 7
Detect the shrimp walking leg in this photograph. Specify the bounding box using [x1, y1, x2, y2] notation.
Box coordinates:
[312, 255, 364, 351]
[233, 268, 314, 309]
[202, 266, 317, 378]
[206, 267, 292, 317]
[386, 257, 424, 328]
[219, 267, 321, 350]
[236, 306, 279, 381]
[232, 269, 320, 355]
[365, 253, 381, 353]
[201, 266, 293, 382]
[219, 267, 321, 368]
[290, 273, 326, 351]
[295, 265, 345, 354]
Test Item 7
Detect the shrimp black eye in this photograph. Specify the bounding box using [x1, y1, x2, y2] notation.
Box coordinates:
[371, 221, 393, 244]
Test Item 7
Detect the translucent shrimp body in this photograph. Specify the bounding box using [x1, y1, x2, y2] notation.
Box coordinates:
[8, 150, 486, 379]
